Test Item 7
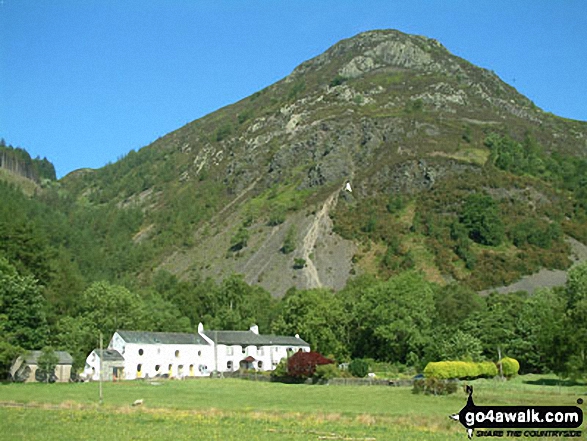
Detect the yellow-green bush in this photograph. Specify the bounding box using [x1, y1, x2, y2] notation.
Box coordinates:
[498, 357, 520, 378]
[423, 361, 497, 379]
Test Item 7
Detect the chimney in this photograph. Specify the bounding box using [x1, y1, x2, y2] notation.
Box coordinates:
[197, 322, 204, 334]
[250, 324, 259, 334]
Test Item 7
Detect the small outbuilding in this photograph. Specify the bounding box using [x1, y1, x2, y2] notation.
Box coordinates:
[10, 350, 73, 383]
[83, 349, 125, 381]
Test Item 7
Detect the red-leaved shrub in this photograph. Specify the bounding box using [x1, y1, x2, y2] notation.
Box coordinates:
[287, 351, 333, 378]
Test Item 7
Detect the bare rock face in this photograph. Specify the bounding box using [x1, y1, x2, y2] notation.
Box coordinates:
[364, 38, 433, 70]
[341, 55, 382, 79]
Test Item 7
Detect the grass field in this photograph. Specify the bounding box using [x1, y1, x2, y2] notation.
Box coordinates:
[0, 375, 584, 440]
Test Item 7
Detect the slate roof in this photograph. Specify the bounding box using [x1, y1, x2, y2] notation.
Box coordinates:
[116, 330, 209, 345]
[203, 330, 309, 347]
[92, 349, 124, 362]
[24, 351, 73, 365]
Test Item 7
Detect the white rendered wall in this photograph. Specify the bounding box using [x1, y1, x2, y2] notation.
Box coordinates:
[108, 333, 213, 380]
[121, 343, 212, 380]
[214, 344, 310, 373]
[82, 350, 100, 381]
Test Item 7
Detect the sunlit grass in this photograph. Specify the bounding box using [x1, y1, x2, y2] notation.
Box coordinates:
[1, 375, 585, 440]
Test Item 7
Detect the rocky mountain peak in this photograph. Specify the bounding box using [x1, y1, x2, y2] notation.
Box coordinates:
[290, 29, 454, 80]
[62, 29, 587, 297]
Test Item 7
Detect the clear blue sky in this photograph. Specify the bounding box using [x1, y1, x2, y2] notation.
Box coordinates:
[1, 1, 586, 178]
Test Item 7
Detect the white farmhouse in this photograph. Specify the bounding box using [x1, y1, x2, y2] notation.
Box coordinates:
[108, 330, 213, 380]
[200, 324, 310, 372]
[82, 324, 309, 381]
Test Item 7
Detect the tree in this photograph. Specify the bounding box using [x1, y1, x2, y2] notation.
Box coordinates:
[151, 269, 219, 328]
[353, 272, 435, 364]
[0, 222, 56, 287]
[141, 291, 192, 333]
[36, 346, 59, 383]
[0, 257, 49, 350]
[510, 287, 568, 374]
[272, 288, 349, 360]
[462, 291, 527, 361]
[55, 316, 98, 372]
[77, 281, 146, 337]
[563, 262, 587, 379]
[434, 283, 484, 328]
[460, 193, 504, 246]
[438, 330, 483, 362]
[0, 315, 22, 380]
[566, 261, 587, 308]
[203, 274, 276, 331]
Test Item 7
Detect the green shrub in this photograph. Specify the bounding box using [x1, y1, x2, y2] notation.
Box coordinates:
[216, 124, 232, 142]
[423, 361, 497, 380]
[412, 378, 458, 395]
[281, 226, 296, 254]
[270, 359, 288, 378]
[293, 258, 306, 269]
[314, 364, 340, 381]
[348, 359, 370, 378]
[498, 357, 520, 378]
[230, 226, 249, 252]
[479, 361, 499, 378]
[329, 75, 347, 87]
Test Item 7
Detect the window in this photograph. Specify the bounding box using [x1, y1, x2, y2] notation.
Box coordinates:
[175, 350, 180, 358]
[274, 347, 279, 353]
[258, 361, 263, 369]
[138, 348, 144, 356]
[137, 364, 142, 373]
[227, 361, 233, 370]
[226, 346, 233, 356]
[242, 346, 247, 355]
[198, 350, 202, 357]
[258, 347, 264, 356]
[155, 365, 160, 372]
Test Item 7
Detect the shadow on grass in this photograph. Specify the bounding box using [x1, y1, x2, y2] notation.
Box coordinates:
[523, 378, 584, 387]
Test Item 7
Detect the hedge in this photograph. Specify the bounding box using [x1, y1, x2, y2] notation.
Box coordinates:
[498, 357, 520, 378]
[423, 361, 498, 379]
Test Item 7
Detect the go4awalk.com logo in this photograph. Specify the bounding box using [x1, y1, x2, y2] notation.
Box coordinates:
[450, 386, 583, 439]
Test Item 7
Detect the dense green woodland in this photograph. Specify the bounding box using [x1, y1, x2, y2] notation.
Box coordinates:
[0, 140, 56, 182]
[2, 133, 587, 380]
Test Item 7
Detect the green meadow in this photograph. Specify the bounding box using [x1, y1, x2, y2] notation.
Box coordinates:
[0, 376, 584, 440]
